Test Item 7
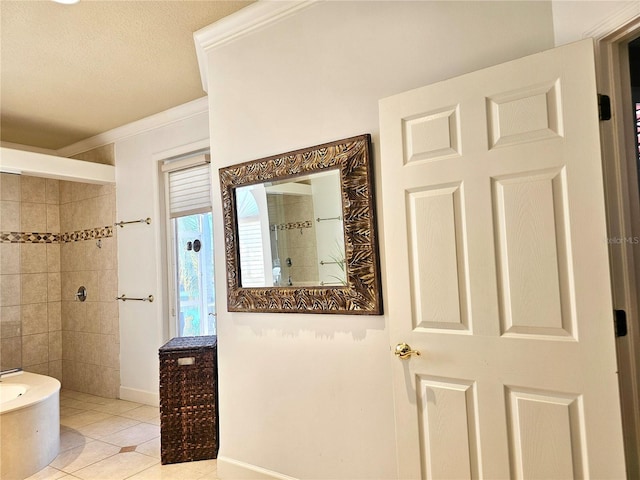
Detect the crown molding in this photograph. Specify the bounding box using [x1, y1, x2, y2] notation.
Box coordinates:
[194, 0, 318, 93]
[55, 96, 209, 157]
[584, 1, 640, 40]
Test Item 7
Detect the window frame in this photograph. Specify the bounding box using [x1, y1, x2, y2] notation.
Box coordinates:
[161, 152, 213, 338]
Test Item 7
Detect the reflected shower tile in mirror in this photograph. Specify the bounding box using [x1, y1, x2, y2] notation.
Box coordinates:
[220, 134, 382, 314]
[235, 169, 342, 288]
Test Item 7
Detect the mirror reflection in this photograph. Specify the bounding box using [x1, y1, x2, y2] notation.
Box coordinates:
[235, 170, 345, 288]
[219, 134, 382, 314]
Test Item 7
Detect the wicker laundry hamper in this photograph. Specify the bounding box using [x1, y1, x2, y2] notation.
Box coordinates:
[159, 335, 218, 464]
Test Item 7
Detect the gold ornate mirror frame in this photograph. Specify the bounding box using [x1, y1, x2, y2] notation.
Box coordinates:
[219, 134, 383, 314]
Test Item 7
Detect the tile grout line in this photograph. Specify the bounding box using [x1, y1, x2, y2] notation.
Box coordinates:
[54, 414, 163, 478]
[46, 389, 220, 480]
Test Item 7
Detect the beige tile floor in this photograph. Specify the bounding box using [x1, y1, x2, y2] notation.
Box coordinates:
[26, 390, 220, 480]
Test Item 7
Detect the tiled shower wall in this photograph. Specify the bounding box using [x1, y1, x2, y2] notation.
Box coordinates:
[0, 173, 119, 398]
[0, 174, 62, 377]
[60, 181, 119, 397]
[267, 193, 319, 286]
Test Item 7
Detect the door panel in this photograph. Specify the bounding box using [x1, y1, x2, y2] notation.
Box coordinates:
[506, 387, 584, 479]
[380, 39, 626, 479]
[418, 376, 479, 479]
[407, 184, 470, 331]
[492, 168, 574, 338]
[486, 80, 562, 148]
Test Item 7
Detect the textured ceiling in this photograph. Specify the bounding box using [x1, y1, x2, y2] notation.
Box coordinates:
[0, 0, 253, 150]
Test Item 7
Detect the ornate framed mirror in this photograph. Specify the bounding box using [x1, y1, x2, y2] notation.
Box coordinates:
[219, 134, 382, 314]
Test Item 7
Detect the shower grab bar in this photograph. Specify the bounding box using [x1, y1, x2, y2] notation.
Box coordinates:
[319, 260, 341, 265]
[116, 294, 154, 303]
[115, 217, 151, 228]
[316, 216, 341, 222]
[320, 281, 344, 286]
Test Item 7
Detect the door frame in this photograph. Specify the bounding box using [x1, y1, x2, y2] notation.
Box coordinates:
[592, 6, 640, 477]
[152, 138, 211, 341]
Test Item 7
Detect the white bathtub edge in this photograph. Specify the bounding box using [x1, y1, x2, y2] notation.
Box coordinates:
[0, 371, 61, 414]
[0, 372, 60, 479]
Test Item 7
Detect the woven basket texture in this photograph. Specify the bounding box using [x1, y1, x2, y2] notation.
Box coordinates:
[159, 335, 218, 464]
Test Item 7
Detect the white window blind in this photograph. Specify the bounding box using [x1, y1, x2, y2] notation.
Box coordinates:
[237, 219, 266, 287]
[168, 163, 212, 218]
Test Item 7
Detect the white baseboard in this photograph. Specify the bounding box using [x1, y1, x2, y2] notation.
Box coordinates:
[119, 386, 159, 407]
[217, 456, 299, 480]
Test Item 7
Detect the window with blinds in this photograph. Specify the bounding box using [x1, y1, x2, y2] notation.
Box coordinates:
[162, 153, 216, 337]
[237, 219, 266, 287]
[168, 163, 212, 218]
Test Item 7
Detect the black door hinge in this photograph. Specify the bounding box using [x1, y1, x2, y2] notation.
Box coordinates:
[614, 310, 627, 337]
[599, 94, 611, 121]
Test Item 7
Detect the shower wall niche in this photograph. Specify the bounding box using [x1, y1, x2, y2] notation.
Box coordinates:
[0, 172, 119, 398]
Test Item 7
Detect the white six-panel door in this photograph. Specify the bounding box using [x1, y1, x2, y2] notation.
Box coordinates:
[379, 39, 626, 479]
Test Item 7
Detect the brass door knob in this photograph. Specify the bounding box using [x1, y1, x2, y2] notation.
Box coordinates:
[394, 343, 421, 359]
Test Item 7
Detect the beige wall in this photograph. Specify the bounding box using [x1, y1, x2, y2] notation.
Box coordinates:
[0, 172, 118, 397]
[114, 106, 210, 404]
[202, 1, 555, 478]
[70, 144, 116, 166]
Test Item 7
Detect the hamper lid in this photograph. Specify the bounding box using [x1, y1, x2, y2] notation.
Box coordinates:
[159, 335, 217, 352]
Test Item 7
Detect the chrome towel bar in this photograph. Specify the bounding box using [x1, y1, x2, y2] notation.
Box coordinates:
[116, 294, 154, 303]
[316, 215, 341, 222]
[115, 217, 151, 228]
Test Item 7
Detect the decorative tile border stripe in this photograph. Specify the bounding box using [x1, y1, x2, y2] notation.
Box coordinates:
[0, 226, 113, 244]
[269, 220, 313, 232]
[60, 226, 114, 243]
[0, 232, 60, 243]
